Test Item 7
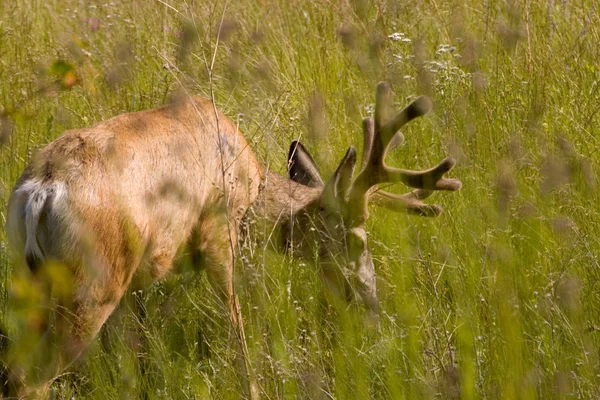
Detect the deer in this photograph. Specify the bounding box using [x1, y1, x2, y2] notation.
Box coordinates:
[3, 82, 461, 399]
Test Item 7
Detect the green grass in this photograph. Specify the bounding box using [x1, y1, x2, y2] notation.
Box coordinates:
[1, 0, 599, 398]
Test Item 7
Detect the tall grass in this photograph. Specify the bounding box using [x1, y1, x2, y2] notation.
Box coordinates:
[1, 0, 599, 398]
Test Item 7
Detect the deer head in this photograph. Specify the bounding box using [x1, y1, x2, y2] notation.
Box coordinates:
[286, 82, 462, 313]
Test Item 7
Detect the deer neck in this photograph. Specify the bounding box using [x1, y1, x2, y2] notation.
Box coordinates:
[240, 170, 321, 247]
[254, 170, 320, 222]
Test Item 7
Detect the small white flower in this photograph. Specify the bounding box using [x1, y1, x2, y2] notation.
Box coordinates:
[388, 32, 408, 42]
[436, 44, 456, 55]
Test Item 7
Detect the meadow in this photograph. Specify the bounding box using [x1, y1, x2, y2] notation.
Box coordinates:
[1, 0, 599, 398]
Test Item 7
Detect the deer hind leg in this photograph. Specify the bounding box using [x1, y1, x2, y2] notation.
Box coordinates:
[43, 295, 124, 398]
[196, 213, 258, 400]
[35, 298, 123, 397]
[8, 261, 127, 399]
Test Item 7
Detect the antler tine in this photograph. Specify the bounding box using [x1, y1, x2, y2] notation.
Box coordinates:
[374, 82, 394, 133]
[386, 157, 462, 191]
[383, 95, 433, 140]
[360, 117, 374, 170]
[374, 82, 431, 156]
[370, 189, 443, 217]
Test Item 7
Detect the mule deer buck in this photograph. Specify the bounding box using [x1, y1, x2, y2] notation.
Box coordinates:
[4, 82, 461, 398]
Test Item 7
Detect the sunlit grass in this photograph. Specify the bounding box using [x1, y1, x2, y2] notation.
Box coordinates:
[1, 0, 599, 398]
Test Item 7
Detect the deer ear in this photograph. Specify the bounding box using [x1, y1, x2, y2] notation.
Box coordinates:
[322, 146, 357, 205]
[288, 141, 324, 188]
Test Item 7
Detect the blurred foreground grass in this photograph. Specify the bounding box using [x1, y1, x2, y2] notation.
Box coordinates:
[1, 0, 599, 398]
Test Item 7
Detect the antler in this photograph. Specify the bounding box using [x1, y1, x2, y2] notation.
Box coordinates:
[349, 82, 461, 216]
